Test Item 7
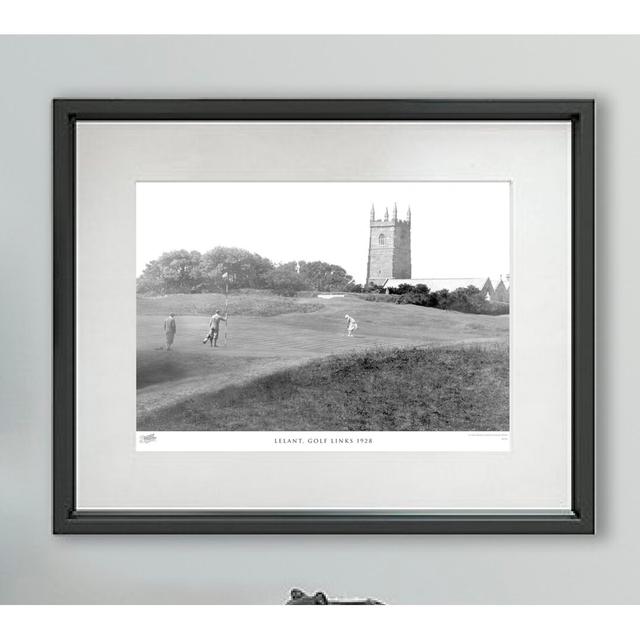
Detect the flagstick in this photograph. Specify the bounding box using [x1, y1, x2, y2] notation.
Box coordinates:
[224, 279, 228, 346]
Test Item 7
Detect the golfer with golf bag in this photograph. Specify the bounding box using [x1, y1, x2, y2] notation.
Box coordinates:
[202, 309, 228, 348]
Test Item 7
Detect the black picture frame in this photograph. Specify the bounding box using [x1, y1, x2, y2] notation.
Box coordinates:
[53, 99, 594, 534]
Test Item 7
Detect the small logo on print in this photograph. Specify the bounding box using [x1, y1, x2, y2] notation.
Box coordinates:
[139, 433, 157, 444]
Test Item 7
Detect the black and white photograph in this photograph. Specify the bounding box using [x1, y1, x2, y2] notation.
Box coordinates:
[136, 181, 510, 447]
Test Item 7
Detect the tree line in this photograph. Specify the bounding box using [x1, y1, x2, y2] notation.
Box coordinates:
[136, 247, 357, 296]
[137, 248, 509, 315]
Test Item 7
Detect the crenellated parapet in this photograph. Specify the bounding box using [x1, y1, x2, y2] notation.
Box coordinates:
[369, 203, 412, 226]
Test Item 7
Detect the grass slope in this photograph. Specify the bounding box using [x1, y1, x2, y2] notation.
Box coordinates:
[137, 291, 323, 317]
[140, 343, 509, 432]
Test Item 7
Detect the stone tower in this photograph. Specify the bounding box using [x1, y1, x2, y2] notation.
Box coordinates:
[366, 203, 412, 286]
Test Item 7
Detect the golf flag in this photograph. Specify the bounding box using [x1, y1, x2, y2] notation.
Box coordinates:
[222, 272, 229, 345]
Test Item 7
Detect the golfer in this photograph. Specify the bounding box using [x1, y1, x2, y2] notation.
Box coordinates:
[345, 313, 358, 337]
[163, 313, 176, 350]
[203, 309, 227, 347]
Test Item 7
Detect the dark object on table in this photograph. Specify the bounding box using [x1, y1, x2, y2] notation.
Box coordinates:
[286, 588, 383, 605]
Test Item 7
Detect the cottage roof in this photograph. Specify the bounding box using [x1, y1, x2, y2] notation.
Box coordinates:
[490, 277, 510, 291]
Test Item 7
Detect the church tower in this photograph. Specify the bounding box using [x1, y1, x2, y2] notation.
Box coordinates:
[366, 203, 412, 286]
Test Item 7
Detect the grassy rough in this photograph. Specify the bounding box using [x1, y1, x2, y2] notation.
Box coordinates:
[137, 290, 323, 317]
[140, 343, 508, 432]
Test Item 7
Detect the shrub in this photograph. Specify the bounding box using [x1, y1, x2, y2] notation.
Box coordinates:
[431, 289, 450, 309]
[396, 291, 431, 307]
[395, 283, 416, 295]
[392, 285, 508, 315]
[363, 283, 386, 294]
[448, 286, 508, 315]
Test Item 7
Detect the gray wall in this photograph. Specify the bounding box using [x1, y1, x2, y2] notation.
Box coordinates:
[0, 35, 628, 604]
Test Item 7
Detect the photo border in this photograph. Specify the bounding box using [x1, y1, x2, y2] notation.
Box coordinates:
[53, 99, 594, 534]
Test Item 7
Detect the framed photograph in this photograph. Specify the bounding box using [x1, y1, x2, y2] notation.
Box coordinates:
[53, 99, 594, 534]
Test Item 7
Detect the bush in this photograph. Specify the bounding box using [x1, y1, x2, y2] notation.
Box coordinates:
[431, 289, 450, 309]
[392, 285, 508, 315]
[394, 284, 434, 308]
[447, 286, 508, 315]
[396, 291, 431, 306]
[394, 283, 415, 295]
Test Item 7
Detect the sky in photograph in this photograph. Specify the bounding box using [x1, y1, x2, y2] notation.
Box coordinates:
[137, 182, 510, 284]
